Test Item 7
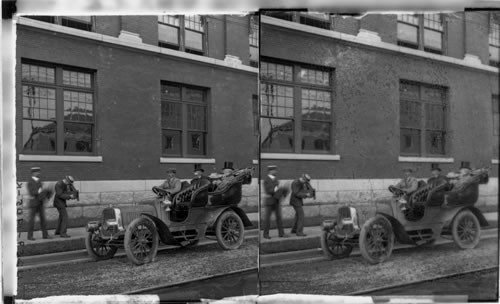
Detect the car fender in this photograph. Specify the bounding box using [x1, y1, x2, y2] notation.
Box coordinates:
[458, 206, 489, 227]
[207, 206, 253, 228]
[140, 213, 181, 246]
[377, 212, 416, 245]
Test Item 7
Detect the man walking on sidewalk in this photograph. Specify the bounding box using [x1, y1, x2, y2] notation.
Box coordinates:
[54, 176, 77, 238]
[262, 165, 288, 239]
[27, 167, 50, 241]
[290, 174, 313, 237]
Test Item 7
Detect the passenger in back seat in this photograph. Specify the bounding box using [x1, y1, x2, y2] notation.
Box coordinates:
[427, 163, 448, 188]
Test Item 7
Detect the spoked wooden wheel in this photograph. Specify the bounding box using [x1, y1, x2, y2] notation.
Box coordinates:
[359, 215, 394, 264]
[452, 209, 481, 249]
[216, 210, 245, 250]
[124, 217, 159, 265]
[85, 230, 118, 261]
[321, 230, 353, 260]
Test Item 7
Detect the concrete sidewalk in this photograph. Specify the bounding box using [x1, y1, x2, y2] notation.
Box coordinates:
[260, 212, 498, 255]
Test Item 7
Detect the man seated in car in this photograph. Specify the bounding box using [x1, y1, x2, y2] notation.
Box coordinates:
[427, 163, 448, 189]
[158, 168, 182, 211]
[209, 161, 235, 186]
[447, 161, 474, 192]
[389, 168, 419, 210]
[191, 163, 210, 188]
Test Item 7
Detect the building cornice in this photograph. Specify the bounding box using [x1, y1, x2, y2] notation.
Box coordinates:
[262, 15, 499, 74]
[17, 17, 258, 74]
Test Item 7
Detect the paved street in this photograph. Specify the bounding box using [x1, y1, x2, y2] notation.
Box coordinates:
[259, 237, 498, 299]
[17, 238, 258, 300]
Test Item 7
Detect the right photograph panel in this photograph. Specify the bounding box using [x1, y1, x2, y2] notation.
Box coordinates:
[258, 11, 499, 301]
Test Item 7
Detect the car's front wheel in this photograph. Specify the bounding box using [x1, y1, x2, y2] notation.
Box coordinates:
[85, 230, 118, 261]
[215, 210, 245, 250]
[359, 215, 394, 264]
[124, 217, 159, 265]
[321, 230, 353, 260]
[452, 209, 481, 249]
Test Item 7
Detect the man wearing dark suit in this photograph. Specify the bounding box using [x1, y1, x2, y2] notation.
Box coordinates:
[54, 176, 77, 238]
[427, 163, 448, 188]
[262, 165, 287, 239]
[26, 167, 50, 241]
[191, 164, 210, 188]
[290, 174, 313, 237]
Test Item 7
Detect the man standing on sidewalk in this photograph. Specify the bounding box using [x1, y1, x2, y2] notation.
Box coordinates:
[262, 165, 288, 239]
[54, 176, 77, 238]
[290, 174, 313, 237]
[27, 167, 50, 241]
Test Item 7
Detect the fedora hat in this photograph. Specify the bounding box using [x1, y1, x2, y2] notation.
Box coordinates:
[430, 163, 441, 172]
[65, 176, 75, 184]
[166, 168, 177, 174]
[267, 165, 278, 171]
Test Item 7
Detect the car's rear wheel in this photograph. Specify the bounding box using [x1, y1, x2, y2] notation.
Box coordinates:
[321, 230, 353, 260]
[85, 230, 118, 261]
[359, 215, 394, 264]
[216, 210, 245, 250]
[124, 217, 159, 265]
[452, 209, 481, 249]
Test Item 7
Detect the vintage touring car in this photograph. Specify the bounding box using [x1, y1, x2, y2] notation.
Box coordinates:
[320, 168, 490, 264]
[85, 168, 254, 265]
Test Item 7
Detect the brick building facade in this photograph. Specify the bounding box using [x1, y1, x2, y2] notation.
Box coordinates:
[259, 12, 499, 228]
[16, 15, 260, 229]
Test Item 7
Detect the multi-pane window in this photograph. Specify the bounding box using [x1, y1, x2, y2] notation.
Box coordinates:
[263, 12, 332, 30]
[493, 95, 499, 157]
[24, 16, 93, 31]
[400, 81, 448, 156]
[21, 61, 95, 154]
[161, 83, 208, 156]
[249, 15, 259, 68]
[489, 14, 500, 67]
[158, 15, 205, 56]
[260, 60, 334, 153]
[397, 14, 444, 54]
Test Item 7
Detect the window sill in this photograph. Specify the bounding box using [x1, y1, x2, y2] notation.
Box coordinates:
[160, 157, 216, 164]
[261, 153, 341, 161]
[398, 156, 454, 163]
[492, 159, 499, 165]
[19, 154, 103, 162]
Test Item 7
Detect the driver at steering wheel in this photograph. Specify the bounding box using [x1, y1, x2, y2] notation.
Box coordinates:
[389, 167, 418, 210]
[157, 168, 182, 211]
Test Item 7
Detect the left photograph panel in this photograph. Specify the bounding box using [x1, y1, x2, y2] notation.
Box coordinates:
[15, 14, 259, 300]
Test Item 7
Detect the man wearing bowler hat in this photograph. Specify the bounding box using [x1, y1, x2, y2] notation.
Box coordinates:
[262, 165, 287, 239]
[427, 163, 448, 188]
[26, 167, 50, 241]
[290, 173, 313, 237]
[54, 175, 77, 238]
[191, 164, 210, 188]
